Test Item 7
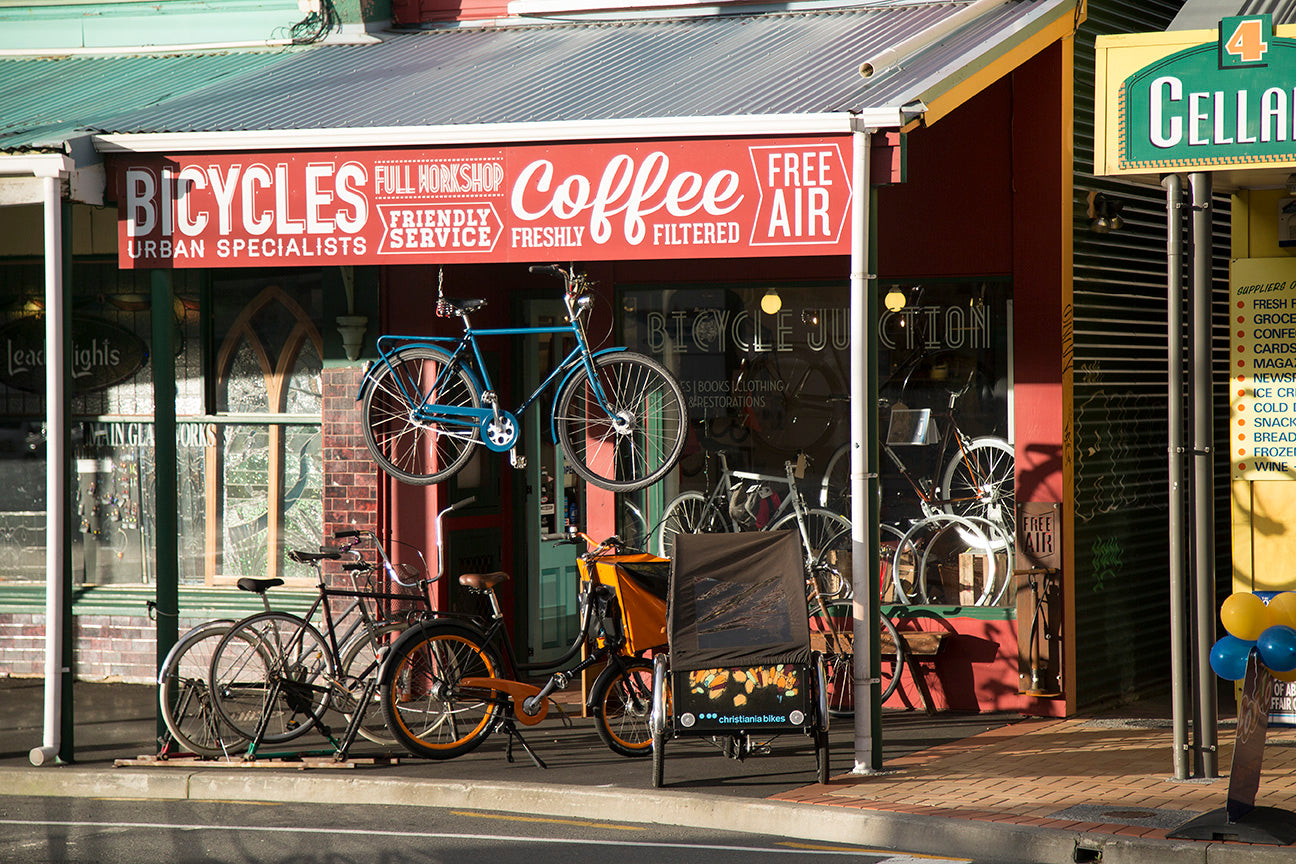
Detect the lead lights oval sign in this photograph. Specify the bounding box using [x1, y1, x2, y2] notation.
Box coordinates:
[0, 316, 147, 393]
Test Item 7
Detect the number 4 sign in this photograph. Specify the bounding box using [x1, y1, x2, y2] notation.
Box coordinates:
[1220, 14, 1272, 68]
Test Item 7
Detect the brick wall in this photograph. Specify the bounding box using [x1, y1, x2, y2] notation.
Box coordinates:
[323, 366, 380, 543]
[1, 612, 213, 683]
[0, 614, 44, 677]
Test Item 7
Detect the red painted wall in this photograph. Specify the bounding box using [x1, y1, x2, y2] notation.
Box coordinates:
[1009, 43, 1067, 508]
[393, 0, 510, 24]
[876, 80, 1015, 278]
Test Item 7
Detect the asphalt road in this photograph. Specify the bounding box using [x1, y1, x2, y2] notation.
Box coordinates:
[0, 796, 976, 864]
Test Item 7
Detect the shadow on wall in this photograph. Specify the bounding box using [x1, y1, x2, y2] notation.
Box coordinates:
[888, 609, 1026, 714]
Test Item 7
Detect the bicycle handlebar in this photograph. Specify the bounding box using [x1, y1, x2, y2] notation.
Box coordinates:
[321, 525, 433, 589]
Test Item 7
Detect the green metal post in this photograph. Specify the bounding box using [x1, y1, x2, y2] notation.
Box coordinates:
[57, 199, 74, 763]
[151, 269, 179, 741]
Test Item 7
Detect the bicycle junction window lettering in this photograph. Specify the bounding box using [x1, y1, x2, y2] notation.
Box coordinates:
[623, 283, 851, 477]
[625, 277, 1017, 610]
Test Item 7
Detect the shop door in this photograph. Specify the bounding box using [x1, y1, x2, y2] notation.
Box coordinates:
[524, 299, 581, 665]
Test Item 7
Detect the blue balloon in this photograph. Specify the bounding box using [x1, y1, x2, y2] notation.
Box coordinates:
[1209, 635, 1254, 681]
[1258, 625, 1296, 673]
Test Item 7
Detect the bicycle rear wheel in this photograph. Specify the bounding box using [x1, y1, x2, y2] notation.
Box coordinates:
[209, 612, 334, 745]
[379, 624, 501, 759]
[821, 609, 903, 716]
[591, 657, 654, 757]
[159, 620, 247, 757]
[555, 352, 687, 493]
[362, 346, 481, 485]
[654, 491, 731, 559]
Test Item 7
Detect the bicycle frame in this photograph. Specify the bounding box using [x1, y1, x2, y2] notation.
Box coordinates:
[693, 452, 823, 563]
[425, 537, 645, 733]
[880, 400, 982, 514]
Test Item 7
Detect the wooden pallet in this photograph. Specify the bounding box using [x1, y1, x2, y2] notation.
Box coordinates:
[115, 753, 401, 770]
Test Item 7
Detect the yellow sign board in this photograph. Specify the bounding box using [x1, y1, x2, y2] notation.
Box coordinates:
[1095, 25, 1296, 179]
[1232, 257, 1296, 480]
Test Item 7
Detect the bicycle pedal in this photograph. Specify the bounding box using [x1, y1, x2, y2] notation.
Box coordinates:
[510, 451, 527, 469]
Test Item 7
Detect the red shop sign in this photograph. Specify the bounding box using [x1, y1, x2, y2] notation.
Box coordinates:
[112, 137, 853, 268]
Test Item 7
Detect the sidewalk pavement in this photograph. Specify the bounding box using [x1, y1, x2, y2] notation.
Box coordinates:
[3, 675, 1296, 864]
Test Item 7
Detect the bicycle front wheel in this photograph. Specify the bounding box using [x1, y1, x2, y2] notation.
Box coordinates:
[209, 612, 335, 745]
[654, 491, 731, 559]
[379, 624, 501, 760]
[555, 352, 687, 493]
[338, 620, 409, 746]
[771, 508, 851, 577]
[159, 620, 247, 757]
[362, 346, 481, 486]
[591, 658, 654, 758]
[941, 436, 1015, 544]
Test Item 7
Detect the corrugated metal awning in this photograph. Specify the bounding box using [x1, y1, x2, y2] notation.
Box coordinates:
[0, 49, 306, 155]
[87, 1, 1082, 151]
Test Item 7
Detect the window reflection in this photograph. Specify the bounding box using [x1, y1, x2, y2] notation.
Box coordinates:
[0, 263, 324, 588]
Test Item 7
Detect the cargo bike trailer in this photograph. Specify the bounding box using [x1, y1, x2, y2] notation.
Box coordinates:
[649, 530, 830, 787]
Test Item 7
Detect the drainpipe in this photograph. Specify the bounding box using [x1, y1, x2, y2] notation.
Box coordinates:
[859, 0, 1011, 77]
[1189, 172, 1217, 779]
[1164, 173, 1189, 781]
[30, 173, 68, 767]
[849, 126, 881, 773]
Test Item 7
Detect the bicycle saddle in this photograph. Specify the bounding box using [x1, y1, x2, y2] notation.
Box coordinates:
[459, 570, 509, 591]
[437, 297, 488, 317]
[235, 577, 285, 594]
[288, 549, 344, 564]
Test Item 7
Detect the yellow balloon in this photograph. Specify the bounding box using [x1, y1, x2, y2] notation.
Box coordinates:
[1221, 592, 1269, 641]
[1272, 666, 1296, 684]
[1267, 592, 1296, 630]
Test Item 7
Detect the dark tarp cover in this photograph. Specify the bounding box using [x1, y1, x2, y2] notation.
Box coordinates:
[667, 530, 810, 670]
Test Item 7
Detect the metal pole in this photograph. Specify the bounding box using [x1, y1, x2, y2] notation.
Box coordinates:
[151, 269, 179, 740]
[30, 175, 69, 767]
[1163, 174, 1189, 781]
[1189, 171, 1218, 779]
[849, 127, 881, 773]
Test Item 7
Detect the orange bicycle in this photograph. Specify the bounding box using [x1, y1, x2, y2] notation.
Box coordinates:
[377, 530, 667, 765]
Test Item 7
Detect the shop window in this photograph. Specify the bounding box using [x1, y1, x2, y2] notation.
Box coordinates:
[623, 281, 852, 480]
[622, 278, 1014, 608]
[0, 260, 204, 586]
[0, 261, 323, 589]
[207, 277, 323, 585]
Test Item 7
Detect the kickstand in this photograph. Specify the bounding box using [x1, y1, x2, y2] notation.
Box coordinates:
[500, 718, 547, 769]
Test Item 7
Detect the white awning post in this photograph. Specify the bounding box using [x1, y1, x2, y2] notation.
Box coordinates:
[31, 173, 69, 767]
[849, 127, 882, 773]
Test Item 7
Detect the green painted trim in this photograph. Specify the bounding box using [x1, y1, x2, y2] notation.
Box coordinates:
[886, 604, 1017, 622]
[0, 584, 316, 618]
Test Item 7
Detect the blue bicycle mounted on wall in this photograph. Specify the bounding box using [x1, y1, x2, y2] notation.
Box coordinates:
[358, 265, 688, 493]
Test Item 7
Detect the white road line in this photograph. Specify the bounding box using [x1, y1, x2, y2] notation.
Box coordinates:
[0, 819, 967, 861]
